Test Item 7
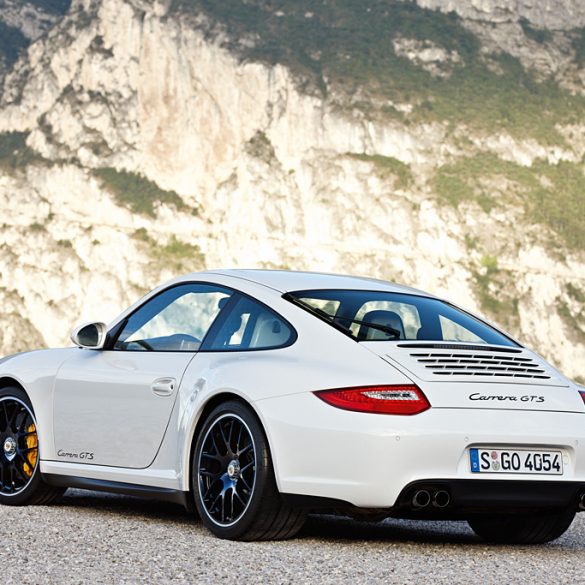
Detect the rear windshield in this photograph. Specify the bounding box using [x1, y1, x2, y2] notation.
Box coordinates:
[285, 289, 518, 346]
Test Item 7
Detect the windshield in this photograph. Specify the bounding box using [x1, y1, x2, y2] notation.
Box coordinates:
[285, 289, 518, 346]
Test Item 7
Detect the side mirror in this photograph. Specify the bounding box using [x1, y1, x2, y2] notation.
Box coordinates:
[71, 322, 108, 349]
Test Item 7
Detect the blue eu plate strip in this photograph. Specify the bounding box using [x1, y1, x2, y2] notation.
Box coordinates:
[469, 448, 480, 473]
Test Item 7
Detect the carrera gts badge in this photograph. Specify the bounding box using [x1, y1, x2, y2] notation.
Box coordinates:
[469, 393, 545, 403]
[57, 450, 94, 460]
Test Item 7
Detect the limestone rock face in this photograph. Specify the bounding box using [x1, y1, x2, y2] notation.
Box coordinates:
[415, 0, 585, 29]
[0, 0, 585, 381]
[0, 0, 61, 41]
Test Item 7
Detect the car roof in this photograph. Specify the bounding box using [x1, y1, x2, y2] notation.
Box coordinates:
[187, 269, 432, 296]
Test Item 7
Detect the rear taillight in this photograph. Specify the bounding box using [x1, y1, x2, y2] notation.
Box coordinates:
[579, 390, 585, 405]
[314, 385, 431, 415]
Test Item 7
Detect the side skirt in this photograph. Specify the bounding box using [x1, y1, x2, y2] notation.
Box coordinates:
[43, 474, 191, 509]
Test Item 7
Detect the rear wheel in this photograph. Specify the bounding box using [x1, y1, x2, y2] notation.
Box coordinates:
[468, 510, 576, 544]
[193, 400, 306, 541]
[0, 387, 65, 506]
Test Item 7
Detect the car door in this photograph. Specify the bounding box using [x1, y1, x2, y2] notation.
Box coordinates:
[52, 282, 233, 469]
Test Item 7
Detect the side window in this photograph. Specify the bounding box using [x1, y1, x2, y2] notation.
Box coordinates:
[113, 284, 232, 352]
[439, 314, 485, 343]
[204, 295, 294, 351]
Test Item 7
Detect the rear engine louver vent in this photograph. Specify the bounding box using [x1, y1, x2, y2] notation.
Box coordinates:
[410, 352, 551, 380]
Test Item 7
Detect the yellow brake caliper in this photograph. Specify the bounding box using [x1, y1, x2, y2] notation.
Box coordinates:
[22, 423, 38, 478]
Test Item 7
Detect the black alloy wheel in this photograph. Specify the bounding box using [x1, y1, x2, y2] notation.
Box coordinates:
[193, 400, 306, 541]
[0, 387, 65, 506]
[0, 397, 38, 496]
[198, 413, 256, 526]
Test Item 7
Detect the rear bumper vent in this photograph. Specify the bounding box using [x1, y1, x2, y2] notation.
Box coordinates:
[410, 352, 550, 380]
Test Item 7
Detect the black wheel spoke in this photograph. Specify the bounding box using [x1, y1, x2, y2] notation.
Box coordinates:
[16, 411, 29, 433]
[0, 398, 37, 494]
[240, 461, 254, 473]
[1, 401, 8, 432]
[227, 419, 235, 448]
[209, 490, 223, 512]
[198, 413, 256, 526]
[210, 427, 223, 457]
[219, 422, 230, 452]
[8, 403, 19, 433]
[202, 477, 221, 500]
[239, 475, 252, 491]
[233, 489, 246, 506]
[238, 443, 252, 457]
[12, 462, 27, 482]
[236, 422, 244, 452]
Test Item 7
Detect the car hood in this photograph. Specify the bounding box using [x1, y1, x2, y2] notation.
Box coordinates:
[0, 351, 33, 367]
[0, 347, 78, 380]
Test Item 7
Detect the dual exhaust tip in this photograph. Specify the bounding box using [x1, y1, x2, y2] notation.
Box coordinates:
[412, 489, 451, 509]
[412, 489, 585, 511]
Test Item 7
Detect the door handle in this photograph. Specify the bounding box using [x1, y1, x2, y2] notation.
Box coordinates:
[151, 377, 176, 397]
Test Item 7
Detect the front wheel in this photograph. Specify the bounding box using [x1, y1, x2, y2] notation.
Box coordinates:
[193, 400, 305, 541]
[0, 387, 65, 506]
[468, 510, 576, 544]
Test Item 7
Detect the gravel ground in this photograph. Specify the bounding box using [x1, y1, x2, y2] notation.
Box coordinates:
[0, 489, 583, 584]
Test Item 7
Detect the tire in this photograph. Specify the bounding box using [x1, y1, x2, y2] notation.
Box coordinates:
[193, 400, 306, 541]
[0, 387, 65, 506]
[468, 510, 576, 544]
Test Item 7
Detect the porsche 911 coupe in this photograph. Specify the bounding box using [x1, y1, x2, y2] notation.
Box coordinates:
[1, 269, 584, 543]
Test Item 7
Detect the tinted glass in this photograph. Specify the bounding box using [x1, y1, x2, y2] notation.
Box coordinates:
[288, 289, 517, 346]
[204, 295, 294, 351]
[114, 284, 232, 351]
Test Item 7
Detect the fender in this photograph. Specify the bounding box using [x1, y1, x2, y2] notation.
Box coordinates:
[177, 384, 274, 493]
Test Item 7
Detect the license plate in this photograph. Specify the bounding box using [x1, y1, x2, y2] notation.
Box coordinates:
[469, 448, 563, 475]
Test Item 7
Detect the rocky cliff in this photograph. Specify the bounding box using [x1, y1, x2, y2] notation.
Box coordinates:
[0, 0, 584, 380]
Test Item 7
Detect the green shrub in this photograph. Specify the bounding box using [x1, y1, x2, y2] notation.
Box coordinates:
[0, 22, 28, 68]
[347, 153, 413, 188]
[245, 131, 276, 163]
[27, 0, 71, 14]
[94, 168, 191, 217]
[573, 27, 585, 64]
[519, 18, 552, 44]
[0, 132, 42, 170]
[558, 301, 585, 344]
[472, 256, 520, 328]
[133, 229, 205, 273]
[434, 154, 585, 250]
[567, 283, 585, 303]
[29, 222, 46, 232]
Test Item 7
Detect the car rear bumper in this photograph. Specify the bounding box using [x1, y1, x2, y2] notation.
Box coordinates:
[256, 392, 585, 509]
[391, 479, 585, 519]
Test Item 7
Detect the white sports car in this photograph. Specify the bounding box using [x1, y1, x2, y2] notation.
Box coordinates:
[1, 270, 584, 543]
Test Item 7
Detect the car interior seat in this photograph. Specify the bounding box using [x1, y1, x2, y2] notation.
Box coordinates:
[357, 310, 406, 341]
[250, 314, 289, 348]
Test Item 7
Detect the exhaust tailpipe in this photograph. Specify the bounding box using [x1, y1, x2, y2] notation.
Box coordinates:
[412, 490, 431, 509]
[432, 490, 451, 508]
[579, 493, 585, 511]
